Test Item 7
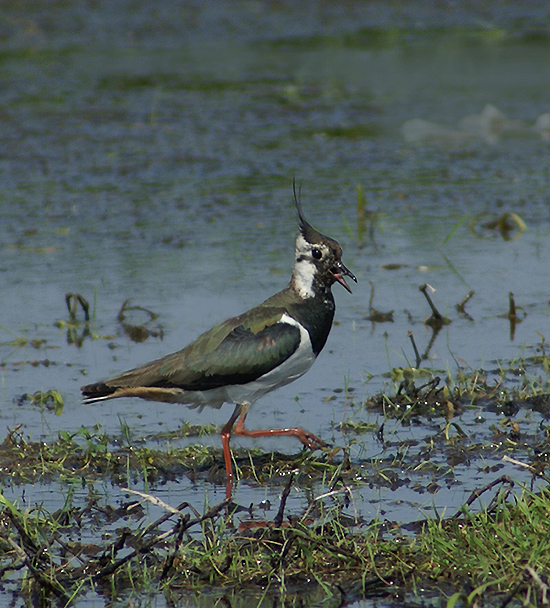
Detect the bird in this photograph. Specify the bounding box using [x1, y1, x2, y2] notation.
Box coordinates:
[81, 190, 356, 496]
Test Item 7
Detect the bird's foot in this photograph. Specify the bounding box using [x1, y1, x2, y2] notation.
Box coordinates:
[295, 428, 327, 451]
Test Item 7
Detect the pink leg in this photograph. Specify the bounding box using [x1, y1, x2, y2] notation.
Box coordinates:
[220, 403, 243, 498]
[234, 406, 326, 450]
[220, 402, 327, 499]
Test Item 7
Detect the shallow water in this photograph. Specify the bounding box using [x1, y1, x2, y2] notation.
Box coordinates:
[1, 1, 550, 605]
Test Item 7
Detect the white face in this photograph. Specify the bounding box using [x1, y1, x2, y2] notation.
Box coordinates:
[293, 234, 331, 298]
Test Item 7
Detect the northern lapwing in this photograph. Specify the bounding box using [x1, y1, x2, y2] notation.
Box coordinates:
[81, 191, 356, 495]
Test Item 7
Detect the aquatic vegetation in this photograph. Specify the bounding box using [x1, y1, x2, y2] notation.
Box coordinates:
[1, 465, 549, 606]
[1, 360, 549, 605]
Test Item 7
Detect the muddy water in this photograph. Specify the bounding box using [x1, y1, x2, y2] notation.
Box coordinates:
[1, 1, 550, 605]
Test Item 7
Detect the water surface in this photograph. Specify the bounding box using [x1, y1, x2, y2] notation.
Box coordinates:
[1, 1, 550, 605]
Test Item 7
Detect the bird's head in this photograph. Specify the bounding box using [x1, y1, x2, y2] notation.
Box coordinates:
[292, 186, 357, 298]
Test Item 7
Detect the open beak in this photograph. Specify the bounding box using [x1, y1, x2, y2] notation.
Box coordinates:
[331, 261, 357, 294]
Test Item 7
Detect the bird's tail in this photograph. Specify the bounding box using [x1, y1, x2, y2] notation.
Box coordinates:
[81, 382, 117, 404]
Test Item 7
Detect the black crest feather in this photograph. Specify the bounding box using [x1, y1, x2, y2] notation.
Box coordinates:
[292, 178, 324, 244]
[293, 178, 307, 231]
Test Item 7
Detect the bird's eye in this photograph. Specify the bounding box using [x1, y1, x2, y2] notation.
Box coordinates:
[311, 248, 322, 260]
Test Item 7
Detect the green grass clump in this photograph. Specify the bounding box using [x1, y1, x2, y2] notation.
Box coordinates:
[0, 426, 220, 486]
[1, 477, 550, 607]
[420, 488, 550, 606]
